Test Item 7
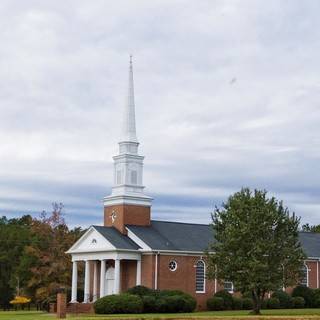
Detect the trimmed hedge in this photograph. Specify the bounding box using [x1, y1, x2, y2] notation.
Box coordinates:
[242, 298, 254, 310]
[266, 297, 280, 309]
[271, 290, 291, 308]
[292, 296, 305, 308]
[94, 294, 143, 314]
[214, 290, 233, 310]
[124, 286, 196, 313]
[232, 297, 243, 310]
[126, 285, 155, 297]
[292, 285, 315, 307]
[207, 297, 224, 311]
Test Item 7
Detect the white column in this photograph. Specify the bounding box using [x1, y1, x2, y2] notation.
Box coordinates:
[70, 261, 78, 303]
[100, 260, 106, 298]
[93, 261, 98, 302]
[114, 259, 121, 294]
[136, 260, 141, 286]
[83, 260, 91, 303]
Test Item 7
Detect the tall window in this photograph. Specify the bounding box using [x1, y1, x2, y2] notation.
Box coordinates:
[300, 264, 308, 287]
[224, 281, 234, 293]
[196, 260, 205, 293]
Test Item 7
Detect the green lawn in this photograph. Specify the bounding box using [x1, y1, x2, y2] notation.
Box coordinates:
[2, 310, 320, 320]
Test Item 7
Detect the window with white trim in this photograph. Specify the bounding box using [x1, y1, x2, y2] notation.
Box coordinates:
[169, 260, 177, 271]
[195, 260, 205, 293]
[224, 280, 234, 292]
[300, 264, 308, 287]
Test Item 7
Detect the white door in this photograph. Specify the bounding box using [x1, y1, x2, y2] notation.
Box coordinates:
[105, 267, 115, 295]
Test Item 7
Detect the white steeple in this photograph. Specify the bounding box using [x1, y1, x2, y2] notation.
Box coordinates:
[104, 57, 152, 207]
[121, 55, 138, 143]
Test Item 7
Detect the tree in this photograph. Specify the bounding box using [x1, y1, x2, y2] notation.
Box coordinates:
[207, 188, 306, 315]
[302, 223, 320, 233]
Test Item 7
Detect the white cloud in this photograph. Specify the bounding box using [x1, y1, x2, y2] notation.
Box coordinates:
[0, 0, 320, 227]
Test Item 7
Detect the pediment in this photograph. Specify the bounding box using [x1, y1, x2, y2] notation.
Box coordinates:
[67, 227, 116, 253]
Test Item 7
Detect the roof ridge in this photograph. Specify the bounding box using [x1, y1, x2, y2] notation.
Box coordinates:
[151, 219, 210, 227]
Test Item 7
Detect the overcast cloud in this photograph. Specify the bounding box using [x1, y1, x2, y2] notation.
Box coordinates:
[0, 0, 319, 228]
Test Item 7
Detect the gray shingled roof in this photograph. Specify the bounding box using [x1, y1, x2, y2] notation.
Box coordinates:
[93, 221, 320, 258]
[127, 220, 320, 257]
[93, 225, 140, 250]
[127, 220, 214, 252]
[298, 232, 320, 258]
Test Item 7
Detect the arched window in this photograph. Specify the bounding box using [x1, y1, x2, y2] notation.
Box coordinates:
[195, 260, 205, 293]
[300, 263, 309, 287]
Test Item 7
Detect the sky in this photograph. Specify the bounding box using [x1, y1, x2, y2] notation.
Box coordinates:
[0, 0, 319, 228]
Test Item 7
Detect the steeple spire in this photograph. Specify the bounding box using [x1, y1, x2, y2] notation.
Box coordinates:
[121, 55, 138, 143]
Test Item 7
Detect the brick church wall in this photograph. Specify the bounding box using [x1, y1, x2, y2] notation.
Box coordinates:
[104, 205, 150, 234]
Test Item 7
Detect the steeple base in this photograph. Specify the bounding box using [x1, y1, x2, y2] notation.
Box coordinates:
[104, 195, 152, 234]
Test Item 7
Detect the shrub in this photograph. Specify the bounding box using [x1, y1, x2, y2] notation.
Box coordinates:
[232, 297, 243, 310]
[141, 291, 196, 313]
[242, 298, 254, 310]
[291, 296, 305, 308]
[207, 297, 224, 311]
[94, 294, 143, 314]
[271, 290, 291, 308]
[292, 285, 315, 307]
[266, 297, 280, 309]
[313, 289, 320, 307]
[214, 290, 233, 310]
[126, 285, 155, 297]
[141, 295, 157, 313]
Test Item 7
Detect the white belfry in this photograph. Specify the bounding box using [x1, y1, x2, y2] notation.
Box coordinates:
[104, 57, 152, 207]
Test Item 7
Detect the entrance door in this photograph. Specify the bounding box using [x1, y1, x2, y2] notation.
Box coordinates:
[105, 266, 115, 295]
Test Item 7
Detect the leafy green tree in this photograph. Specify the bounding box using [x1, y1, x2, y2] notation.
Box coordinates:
[302, 223, 320, 233]
[207, 188, 306, 314]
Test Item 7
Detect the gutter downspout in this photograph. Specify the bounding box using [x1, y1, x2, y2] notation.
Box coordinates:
[155, 252, 159, 290]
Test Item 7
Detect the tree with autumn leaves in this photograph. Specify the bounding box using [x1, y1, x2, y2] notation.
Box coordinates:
[0, 203, 84, 309]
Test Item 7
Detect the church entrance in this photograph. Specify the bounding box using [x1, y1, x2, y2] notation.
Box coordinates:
[105, 266, 115, 295]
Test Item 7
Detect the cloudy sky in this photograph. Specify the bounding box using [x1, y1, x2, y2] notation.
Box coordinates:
[1, 0, 319, 228]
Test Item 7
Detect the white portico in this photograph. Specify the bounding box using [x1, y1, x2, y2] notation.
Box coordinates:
[66, 226, 142, 303]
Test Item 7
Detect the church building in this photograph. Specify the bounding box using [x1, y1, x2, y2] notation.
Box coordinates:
[67, 59, 320, 311]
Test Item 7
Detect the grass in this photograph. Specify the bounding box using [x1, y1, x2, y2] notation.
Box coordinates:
[2, 309, 320, 320]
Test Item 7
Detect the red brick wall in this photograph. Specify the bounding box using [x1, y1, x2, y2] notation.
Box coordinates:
[141, 255, 155, 288]
[104, 204, 150, 234]
[121, 260, 137, 292]
[306, 260, 319, 289]
[157, 254, 215, 310]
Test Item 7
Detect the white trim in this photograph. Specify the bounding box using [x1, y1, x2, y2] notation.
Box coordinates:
[224, 280, 234, 293]
[126, 227, 152, 251]
[66, 227, 116, 254]
[143, 250, 209, 255]
[195, 259, 206, 294]
[103, 194, 152, 207]
[71, 251, 141, 262]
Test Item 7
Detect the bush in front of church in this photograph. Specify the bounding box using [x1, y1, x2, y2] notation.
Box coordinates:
[207, 297, 224, 311]
[94, 293, 143, 314]
[126, 286, 196, 313]
[214, 290, 234, 310]
[126, 285, 155, 297]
